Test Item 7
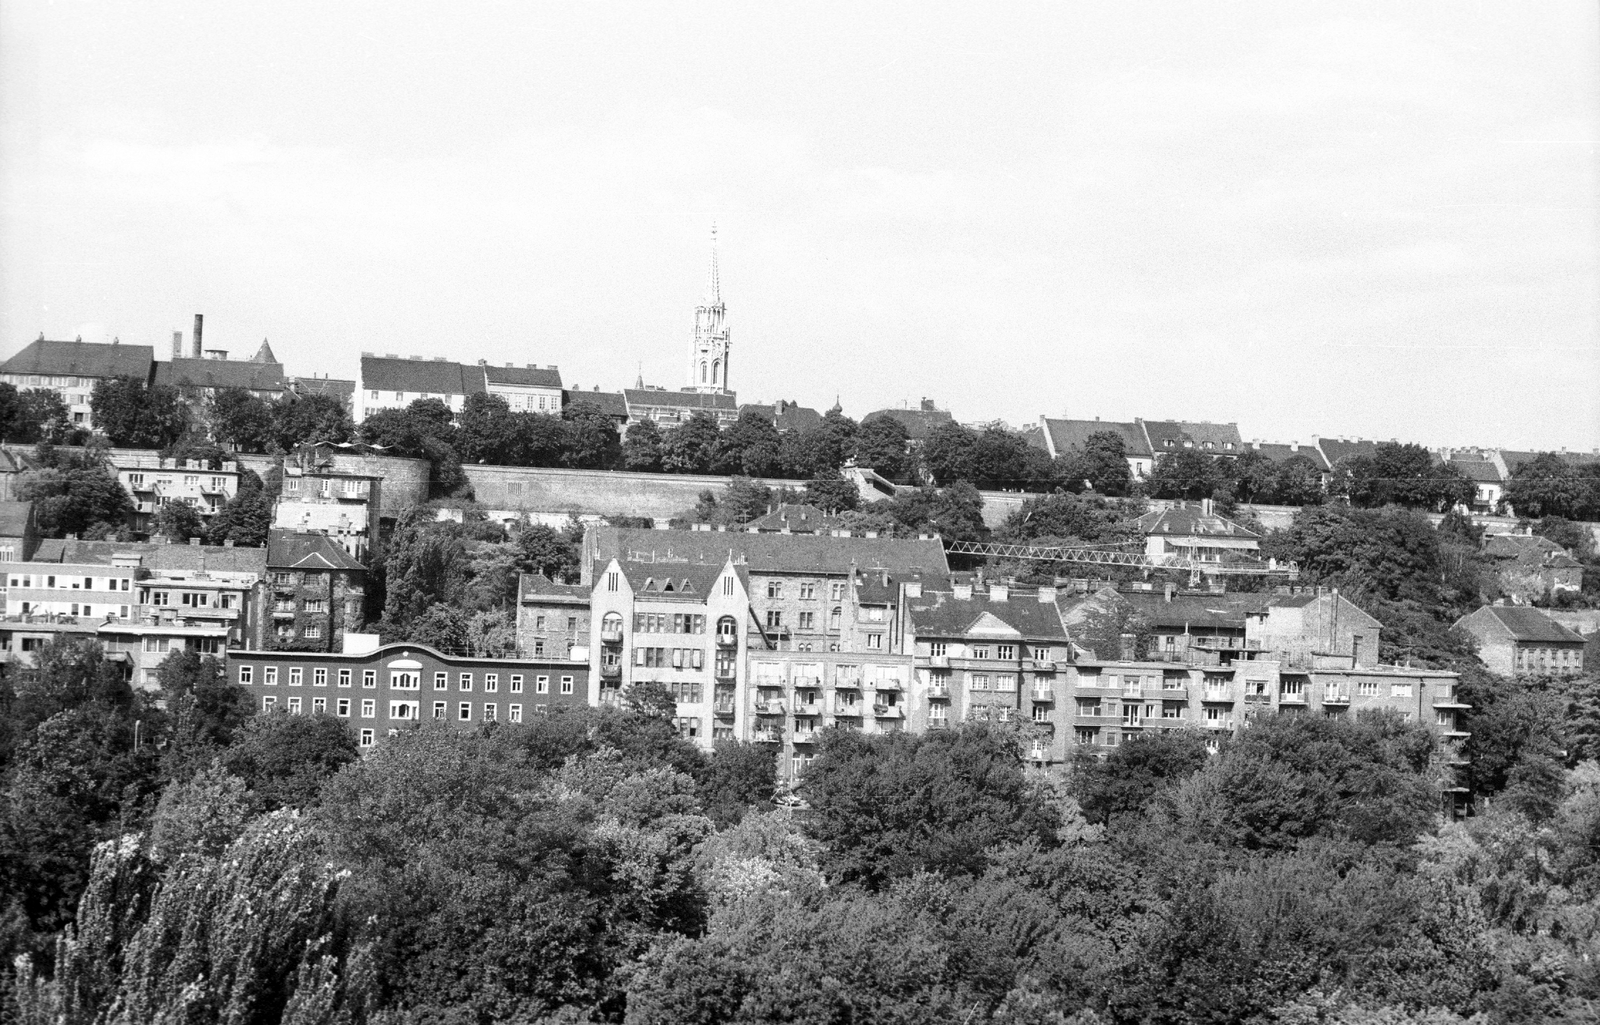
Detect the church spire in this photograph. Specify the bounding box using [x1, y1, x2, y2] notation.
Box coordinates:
[707, 223, 721, 305]
[689, 222, 732, 395]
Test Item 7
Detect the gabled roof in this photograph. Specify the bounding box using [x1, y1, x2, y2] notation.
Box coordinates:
[1448, 458, 1501, 484]
[589, 526, 949, 578]
[906, 585, 1068, 641]
[1317, 438, 1381, 465]
[289, 377, 356, 401]
[483, 364, 563, 389]
[563, 390, 628, 419]
[1140, 420, 1244, 455]
[612, 559, 730, 597]
[623, 389, 737, 411]
[1460, 605, 1588, 644]
[739, 401, 823, 434]
[1137, 505, 1260, 539]
[743, 503, 842, 533]
[1115, 589, 1273, 630]
[861, 406, 954, 442]
[518, 573, 590, 602]
[0, 500, 33, 538]
[267, 529, 366, 572]
[1261, 591, 1383, 627]
[153, 358, 286, 393]
[360, 356, 483, 396]
[1483, 533, 1583, 569]
[1499, 450, 1600, 473]
[30, 538, 269, 575]
[1039, 418, 1153, 459]
[1247, 442, 1330, 471]
[0, 339, 155, 381]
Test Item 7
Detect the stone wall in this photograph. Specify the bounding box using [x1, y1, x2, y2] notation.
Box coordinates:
[462, 465, 809, 522]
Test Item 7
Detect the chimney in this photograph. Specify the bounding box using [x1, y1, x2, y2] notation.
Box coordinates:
[989, 583, 1008, 602]
[192, 314, 203, 357]
[1164, 582, 1176, 602]
[1119, 633, 1137, 661]
[172, 331, 183, 359]
[1200, 497, 1214, 516]
[904, 581, 923, 598]
[953, 582, 973, 600]
[1037, 585, 1057, 603]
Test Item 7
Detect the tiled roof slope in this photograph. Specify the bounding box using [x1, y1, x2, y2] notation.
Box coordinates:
[267, 530, 366, 572]
[484, 364, 563, 389]
[1500, 450, 1600, 473]
[1137, 505, 1260, 538]
[1140, 420, 1244, 453]
[0, 340, 155, 380]
[154, 358, 286, 392]
[1039, 418, 1153, 459]
[0, 501, 32, 537]
[743, 504, 842, 533]
[739, 402, 824, 434]
[588, 526, 950, 578]
[907, 585, 1068, 641]
[563, 390, 629, 418]
[613, 559, 731, 597]
[360, 356, 483, 396]
[1115, 589, 1274, 629]
[1474, 605, 1588, 644]
[623, 389, 738, 411]
[1248, 442, 1330, 471]
[1449, 458, 1502, 483]
[861, 407, 954, 442]
[1484, 534, 1582, 569]
[31, 538, 268, 574]
[519, 574, 590, 601]
[1317, 438, 1380, 465]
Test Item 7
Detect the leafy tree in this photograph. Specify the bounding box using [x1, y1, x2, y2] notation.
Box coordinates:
[997, 491, 1144, 547]
[660, 412, 723, 474]
[562, 400, 623, 470]
[1503, 453, 1591, 520]
[379, 507, 471, 636]
[1072, 729, 1211, 824]
[1532, 516, 1598, 562]
[1058, 430, 1133, 497]
[872, 482, 989, 545]
[854, 413, 912, 481]
[3, 386, 75, 443]
[1272, 454, 1327, 505]
[13, 446, 133, 539]
[1147, 448, 1223, 501]
[220, 712, 359, 812]
[517, 522, 582, 582]
[699, 740, 779, 827]
[799, 723, 1060, 887]
[802, 468, 860, 513]
[205, 386, 274, 452]
[623, 418, 665, 472]
[359, 397, 467, 498]
[713, 409, 783, 476]
[268, 391, 352, 451]
[151, 500, 205, 541]
[203, 467, 272, 547]
[1337, 443, 1477, 512]
[89, 375, 189, 448]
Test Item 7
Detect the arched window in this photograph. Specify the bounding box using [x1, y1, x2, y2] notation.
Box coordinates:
[830, 607, 841, 629]
[716, 615, 739, 643]
[711, 359, 720, 384]
[701, 361, 708, 383]
[600, 612, 624, 643]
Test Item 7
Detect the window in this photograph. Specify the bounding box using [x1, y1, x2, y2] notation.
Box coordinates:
[390, 671, 418, 690]
[830, 582, 845, 600]
[458, 702, 472, 721]
[866, 634, 882, 650]
[971, 673, 990, 691]
[972, 645, 991, 660]
[766, 611, 783, 628]
[337, 698, 351, 717]
[485, 673, 498, 693]
[483, 704, 497, 721]
[239, 665, 253, 685]
[767, 581, 782, 599]
[1359, 680, 1378, 697]
[1032, 706, 1050, 723]
[509, 704, 522, 723]
[312, 697, 326, 713]
[798, 612, 815, 630]
[338, 669, 352, 688]
[360, 729, 374, 748]
[723, 575, 735, 597]
[929, 641, 947, 657]
[536, 675, 550, 693]
[264, 666, 279, 686]
[1390, 683, 1413, 698]
[433, 671, 447, 690]
[304, 626, 322, 640]
[263, 696, 277, 712]
[535, 615, 546, 630]
[459, 673, 473, 691]
[994, 674, 1017, 692]
[288, 697, 302, 713]
[433, 701, 447, 719]
[361, 699, 376, 718]
[799, 582, 815, 599]
[607, 571, 619, 591]
[997, 644, 1016, 661]
[302, 599, 326, 613]
[830, 607, 841, 629]
[362, 670, 376, 688]
[389, 700, 418, 720]
[560, 676, 574, 695]
[534, 639, 545, 656]
[313, 668, 327, 687]
[567, 616, 577, 632]
[510, 674, 524, 693]
[143, 637, 172, 653]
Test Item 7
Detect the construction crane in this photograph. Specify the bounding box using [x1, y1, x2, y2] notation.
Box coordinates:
[941, 539, 1298, 584]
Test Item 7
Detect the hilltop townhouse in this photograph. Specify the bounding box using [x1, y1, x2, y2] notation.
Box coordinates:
[861, 398, 954, 451]
[1481, 533, 1584, 602]
[517, 574, 591, 660]
[265, 530, 367, 651]
[274, 451, 382, 561]
[0, 337, 156, 430]
[1137, 501, 1264, 566]
[356, 354, 568, 424]
[1453, 605, 1587, 678]
[1033, 417, 1155, 480]
[1139, 419, 1245, 458]
[153, 339, 286, 414]
[225, 642, 589, 749]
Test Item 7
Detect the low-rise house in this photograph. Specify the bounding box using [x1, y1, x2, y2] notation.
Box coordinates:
[1446, 455, 1504, 513]
[481, 361, 564, 413]
[1482, 533, 1584, 601]
[1139, 420, 1244, 459]
[1035, 417, 1155, 479]
[517, 574, 591, 660]
[0, 337, 156, 429]
[227, 642, 589, 749]
[1454, 604, 1587, 678]
[266, 530, 367, 651]
[1137, 501, 1263, 566]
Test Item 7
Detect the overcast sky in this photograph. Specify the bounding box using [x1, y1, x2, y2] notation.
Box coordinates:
[2, 1, 1596, 451]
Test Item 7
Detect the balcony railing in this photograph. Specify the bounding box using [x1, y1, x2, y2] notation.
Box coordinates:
[753, 727, 782, 744]
[928, 655, 949, 668]
[600, 663, 621, 678]
[835, 676, 862, 690]
[599, 626, 624, 644]
[793, 702, 822, 716]
[928, 682, 950, 699]
[833, 703, 864, 716]
[792, 729, 818, 744]
[927, 719, 949, 730]
[1322, 689, 1350, 705]
[1279, 692, 1307, 705]
[1202, 718, 1233, 729]
[712, 702, 735, 716]
[873, 677, 903, 692]
[1031, 687, 1054, 702]
[716, 630, 739, 648]
[754, 700, 786, 715]
[1202, 690, 1232, 702]
[873, 705, 904, 719]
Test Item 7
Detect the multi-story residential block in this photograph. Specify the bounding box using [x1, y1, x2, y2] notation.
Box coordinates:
[1453, 604, 1587, 678]
[227, 642, 589, 749]
[902, 578, 1070, 763]
[0, 337, 156, 429]
[1139, 420, 1245, 458]
[621, 386, 739, 427]
[274, 458, 382, 561]
[481, 361, 564, 413]
[115, 454, 240, 531]
[588, 555, 750, 749]
[517, 574, 591, 660]
[266, 530, 366, 650]
[1033, 417, 1156, 479]
[1481, 533, 1584, 602]
[1137, 501, 1263, 565]
[356, 354, 484, 422]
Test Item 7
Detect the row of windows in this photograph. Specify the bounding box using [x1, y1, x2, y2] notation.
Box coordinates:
[764, 581, 848, 601]
[530, 614, 581, 632]
[632, 613, 706, 634]
[282, 477, 368, 496]
[926, 642, 1051, 660]
[636, 647, 703, 669]
[14, 601, 131, 620]
[243, 665, 575, 694]
[264, 695, 548, 723]
[8, 574, 132, 592]
[126, 473, 230, 489]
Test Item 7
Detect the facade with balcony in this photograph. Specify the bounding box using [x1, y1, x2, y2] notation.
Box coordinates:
[265, 530, 367, 652]
[116, 454, 241, 532]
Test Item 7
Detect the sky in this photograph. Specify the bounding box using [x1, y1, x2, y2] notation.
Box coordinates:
[2, 1, 1597, 452]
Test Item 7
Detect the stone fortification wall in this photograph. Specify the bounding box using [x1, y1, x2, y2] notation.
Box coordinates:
[462, 465, 809, 522]
[234, 452, 430, 518]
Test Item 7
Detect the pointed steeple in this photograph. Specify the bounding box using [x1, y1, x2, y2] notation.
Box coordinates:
[252, 338, 279, 364]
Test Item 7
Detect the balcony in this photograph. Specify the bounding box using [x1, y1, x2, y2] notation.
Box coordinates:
[1322, 689, 1350, 705]
[833, 704, 864, 717]
[1030, 659, 1056, 672]
[716, 630, 739, 648]
[600, 662, 621, 678]
[1030, 686, 1055, 702]
[1202, 718, 1234, 730]
[1122, 684, 1144, 699]
[1279, 692, 1307, 705]
[873, 704, 904, 719]
[754, 677, 786, 689]
[714, 664, 737, 680]
[754, 700, 786, 715]
[928, 681, 950, 699]
[713, 702, 735, 717]
[793, 676, 823, 689]
[1433, 696, 1472, 710]
[1120, 717, 1145, 730]
[873, 677, 903, 692]
[1202, 690, 1232, 703]
[792, 729, 818, 744]
[599, 625, 624, 644]
[928, 654, 949, 668]
[753, 727, 783, 744]
[927, 719, 949, 730]
[835, 677, 862, 690]
[272, 608, 296, 619]
[793, 701, 822, 716]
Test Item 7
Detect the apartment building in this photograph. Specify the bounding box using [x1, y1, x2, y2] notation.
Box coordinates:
[356, 355, 484, 422]
[228, 643, 588, 749]
[0, 337, 156, 429]
[1033, 417, 1155, 479]
[517, 574, 591, 660]
[115, 454, 241, 531]
[621, 386, 740, 427]
[265, 530, 366, 650]
[481, 362, 564, 413]
[1453, 605, 1588, 678]
[274, 463, 382, 561]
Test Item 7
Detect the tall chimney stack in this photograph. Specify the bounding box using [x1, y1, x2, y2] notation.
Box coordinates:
[171, 331, 183, 359]
[192, 314, 203, 358]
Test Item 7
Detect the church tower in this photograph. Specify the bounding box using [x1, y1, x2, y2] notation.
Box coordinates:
[688, 225, 731, 394]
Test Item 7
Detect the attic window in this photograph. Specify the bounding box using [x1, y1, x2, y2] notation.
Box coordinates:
[643, 577, 655, 591]
[678, 579, 694, 593]
[661, 579, 674, 592]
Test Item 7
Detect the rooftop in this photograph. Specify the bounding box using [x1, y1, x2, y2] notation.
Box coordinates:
[0, 339, 155, 381]
[1137, 505, 1261, 539]
[360, 356, 485, 397]
[623, 388, 738, 411]
[30, 538, 269, 575]
[743, 503, 843, 533]
[1140, 420, 1244, 454]
[861, 405, 954, 442]
[267, 530, 366, 572]
[1462, 605, 1588, 644]
[0, 501, 33, 538]
[1248, 442, 1330, 471]
[153, 357, 286, 393]
[1038, 417, 1153, 459]
[1483, 533, 1583, 569]
[563, 389, 629, 419]
[483, 363, 563, 389]
[906, 584, 1069, 641]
